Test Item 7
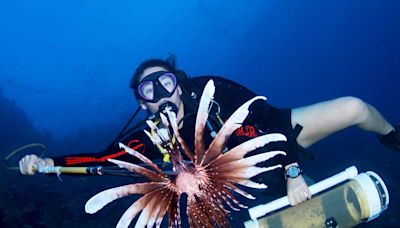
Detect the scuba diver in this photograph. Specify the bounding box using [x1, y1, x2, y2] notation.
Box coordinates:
[19, 56, 400, 207]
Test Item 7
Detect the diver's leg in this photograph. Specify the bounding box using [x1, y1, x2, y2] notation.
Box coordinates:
[292, 96, 394, 148]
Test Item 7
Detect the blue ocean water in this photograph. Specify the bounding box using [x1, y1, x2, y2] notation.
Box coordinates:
[1, 0, 399, 227]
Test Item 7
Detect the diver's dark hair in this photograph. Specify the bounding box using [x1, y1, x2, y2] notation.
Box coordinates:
[130, 54, 188, 99]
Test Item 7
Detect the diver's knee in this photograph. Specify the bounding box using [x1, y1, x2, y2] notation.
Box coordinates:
[337, 96, 369, 124]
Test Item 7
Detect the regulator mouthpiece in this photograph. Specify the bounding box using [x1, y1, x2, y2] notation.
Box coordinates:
[159, 101, 178, 114]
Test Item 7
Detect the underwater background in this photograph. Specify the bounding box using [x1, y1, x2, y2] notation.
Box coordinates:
[1, 0, 399, 227]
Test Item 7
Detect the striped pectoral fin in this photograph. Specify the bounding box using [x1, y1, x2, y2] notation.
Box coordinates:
[210, 133, 286, 168]
[220, 192, 241, 211]
[228, 178, 269, 189]
[221, 180, 255, 200]
[135, 188, 168, 228]
[205, 96, 267, 161]
[196, 80, 215, 128]
[119, 143, 165, 175]
[151, 191, 174, 228]
[220, 187, 247, 210]
[213, 150, 286, 174]
[108, 158, 168, 182]
[85, 182, 164, 214]
[167, 193, 181, 228]
[217, 164, 282, 187]
[195, 80, 215, 164]
[159, 112, 170, 129]
[166, 110, 195, 162]
[220, 165, 282, 180]
[115, 190, 162, 228]
[196, 194, 231, 226]
[187, 196, 214, 227]
[194, 121, 206, 164]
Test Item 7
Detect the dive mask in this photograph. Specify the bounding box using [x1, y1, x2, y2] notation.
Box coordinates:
[137, 71, 178, 103]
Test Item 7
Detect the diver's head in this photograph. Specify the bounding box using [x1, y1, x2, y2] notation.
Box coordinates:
[130, 57, 186, 117]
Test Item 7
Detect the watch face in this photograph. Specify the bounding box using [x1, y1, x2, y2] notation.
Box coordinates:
[287, 166, 300, 178]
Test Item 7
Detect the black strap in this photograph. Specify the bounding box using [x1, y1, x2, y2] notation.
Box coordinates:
[291, 124, 315, 160]
[293, 124, 303, 138]
[292, 124, 316, 160]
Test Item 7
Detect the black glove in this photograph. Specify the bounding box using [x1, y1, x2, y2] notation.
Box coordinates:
[378, 126, 400, 152]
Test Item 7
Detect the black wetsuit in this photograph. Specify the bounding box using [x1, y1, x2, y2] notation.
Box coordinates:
[53, 76, 303, 199]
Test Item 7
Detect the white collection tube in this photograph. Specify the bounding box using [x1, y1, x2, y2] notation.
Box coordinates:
[248, 166, 359, 221]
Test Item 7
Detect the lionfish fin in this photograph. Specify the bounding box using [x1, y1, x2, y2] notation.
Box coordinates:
[159, 112, 170, 129]
[108, 159, 168, 181]
[210, 133, 286, 168]
[222, 180, 255, 200]
[201, 96, 267, 166]
[144, 129, 162, 145]
[118, 143, 164, 175]
[233, 178, 269, 189]
[147, 191, 173, 228]
[85, 182, 164, 214]
[135, 192, 164, 228]
[213, 150, 286, 173]
[116, 191, 160, 228]
[165, 109, 194, 162]
[218, 165, 282, 179]
[194, 80, 215, 164]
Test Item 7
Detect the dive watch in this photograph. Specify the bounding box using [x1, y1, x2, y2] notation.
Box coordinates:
[285, 165, 302, 179]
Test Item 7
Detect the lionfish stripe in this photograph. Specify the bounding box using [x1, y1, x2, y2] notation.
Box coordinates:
[85, 182, 165, 214]
[165, 109, 177, 128]
[108, 159, 168, 182]
[207, 201, 231, 226]
[198, 193, 230, 226]
[221, 180, 255, 200]
[195, 80, 215, 165]
[146, 202, 161, 228]
[188, 196, 214, 227]
[232, 179, 268, 189]
[228, 133, 287, 157]
[153, 191, 174, 228]
[116, 190, 161, 228]
[220, 165, 282, 179]
[220, 193, 241, 211]
[209, 133, 287, 168]
[119, 143, 165, 175]
[188, 205, 209, 227]
[213, 151, 286, 173]
[176, 200, 182, 227]
[167, 193, 181, 227]
[196, 195, 227, 227]
[136, 191, 164, 228]
[220, 187, 246, 210]
[202, 96, 267, 166]
[159, 112, 170, 129]
[166, 110, 194, 162]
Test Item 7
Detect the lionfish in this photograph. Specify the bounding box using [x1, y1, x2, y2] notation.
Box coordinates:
[85, 80, 287, 228]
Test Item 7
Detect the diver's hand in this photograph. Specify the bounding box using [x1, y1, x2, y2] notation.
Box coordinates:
[287, 175, 311, 206]
[19, 154, 54, 175]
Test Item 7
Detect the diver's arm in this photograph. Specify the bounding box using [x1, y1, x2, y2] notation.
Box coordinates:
[18, 130, 160, 175]
[51, 140, 147, 167]
[285, 162, 311, 206]
[51, 131, 159, 167]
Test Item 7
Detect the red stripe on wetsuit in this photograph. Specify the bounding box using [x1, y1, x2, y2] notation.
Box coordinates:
[64, 140, 145, 165]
